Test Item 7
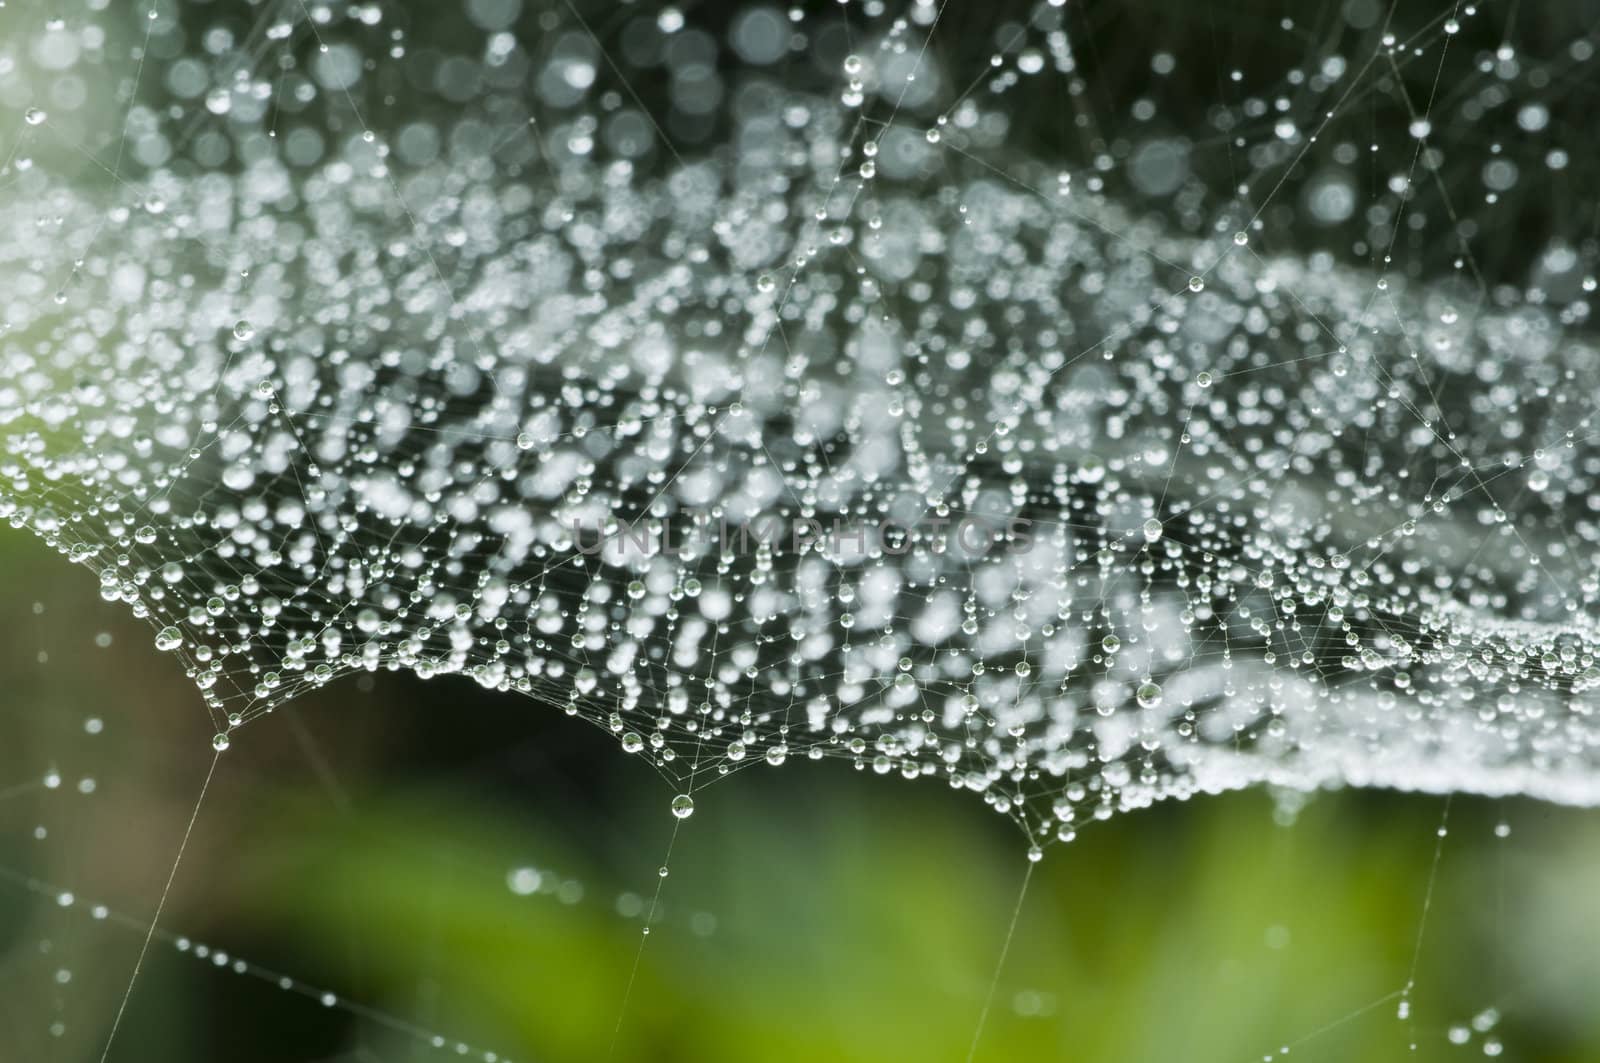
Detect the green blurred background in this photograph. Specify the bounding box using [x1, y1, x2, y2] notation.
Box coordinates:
[2, 522, 1600, 1062]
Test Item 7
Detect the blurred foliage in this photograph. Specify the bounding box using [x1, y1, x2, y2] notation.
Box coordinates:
[231, 778, 1600, 1063]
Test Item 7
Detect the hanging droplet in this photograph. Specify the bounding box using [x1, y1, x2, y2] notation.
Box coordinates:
[670, 794, 695, 818]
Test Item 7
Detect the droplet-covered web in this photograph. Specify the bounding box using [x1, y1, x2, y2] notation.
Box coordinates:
[4, 0, 1600, 848]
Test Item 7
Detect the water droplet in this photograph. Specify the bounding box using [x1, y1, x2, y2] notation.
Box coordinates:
[212, 733, 231, 752]
[1188, 276, 1204, 293]
[24, 108, 45, 126]
[670, 794, 695, 818]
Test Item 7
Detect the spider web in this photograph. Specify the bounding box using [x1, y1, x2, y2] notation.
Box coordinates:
[5, 0, 1597, 844]
[1, 0, 1598, 1056]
